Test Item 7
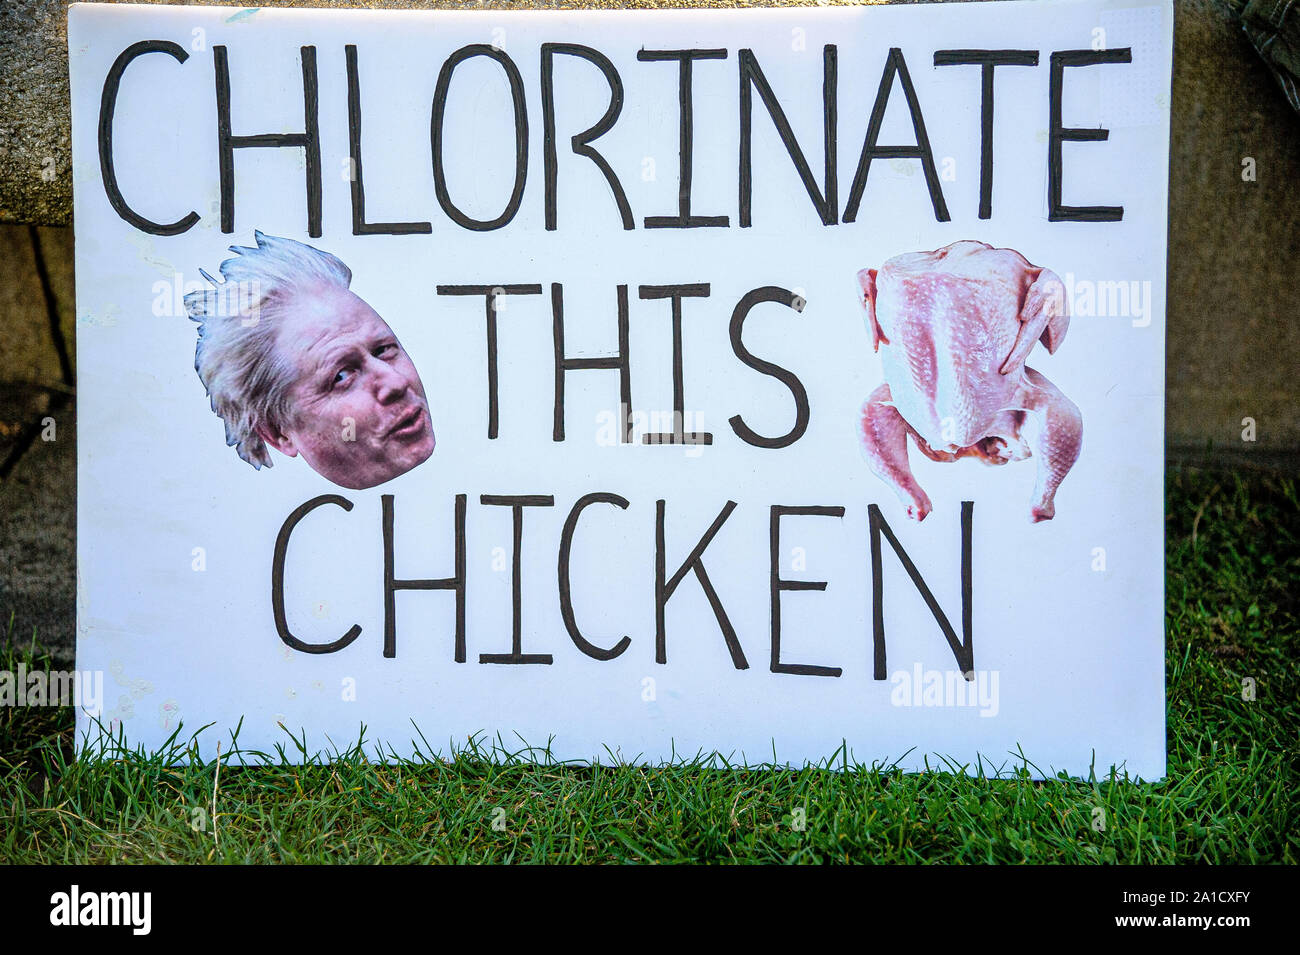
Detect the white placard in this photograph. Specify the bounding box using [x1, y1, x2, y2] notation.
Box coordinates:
[69, 0, 1171, 777]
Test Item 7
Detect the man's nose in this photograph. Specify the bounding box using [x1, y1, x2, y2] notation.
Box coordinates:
[370, 356, 409, 403]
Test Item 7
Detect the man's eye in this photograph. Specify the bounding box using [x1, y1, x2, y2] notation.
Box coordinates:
[332, 367, 356, 388]
[373, 342, 398, 359]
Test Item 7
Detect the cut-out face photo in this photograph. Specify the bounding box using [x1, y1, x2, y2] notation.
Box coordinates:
[184, 232, 435, 490]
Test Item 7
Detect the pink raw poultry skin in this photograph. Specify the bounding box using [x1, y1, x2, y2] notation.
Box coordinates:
[857, 240, 1082, 523]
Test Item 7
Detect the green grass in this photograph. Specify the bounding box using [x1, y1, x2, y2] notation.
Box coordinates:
[2, 466, 1297, 863]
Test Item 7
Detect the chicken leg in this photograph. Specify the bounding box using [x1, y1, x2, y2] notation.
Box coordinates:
[859, 384, 933, 521]
[1011, 366, 1082, 522]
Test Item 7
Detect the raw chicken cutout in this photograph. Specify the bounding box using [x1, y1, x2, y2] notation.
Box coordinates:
[857, 240, 1082, 522]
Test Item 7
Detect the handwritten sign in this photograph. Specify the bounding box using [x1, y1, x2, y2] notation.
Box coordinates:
[69, 0, 1172, 776]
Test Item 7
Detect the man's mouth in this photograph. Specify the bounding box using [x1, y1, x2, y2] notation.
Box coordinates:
[386, 406, 426, 439]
